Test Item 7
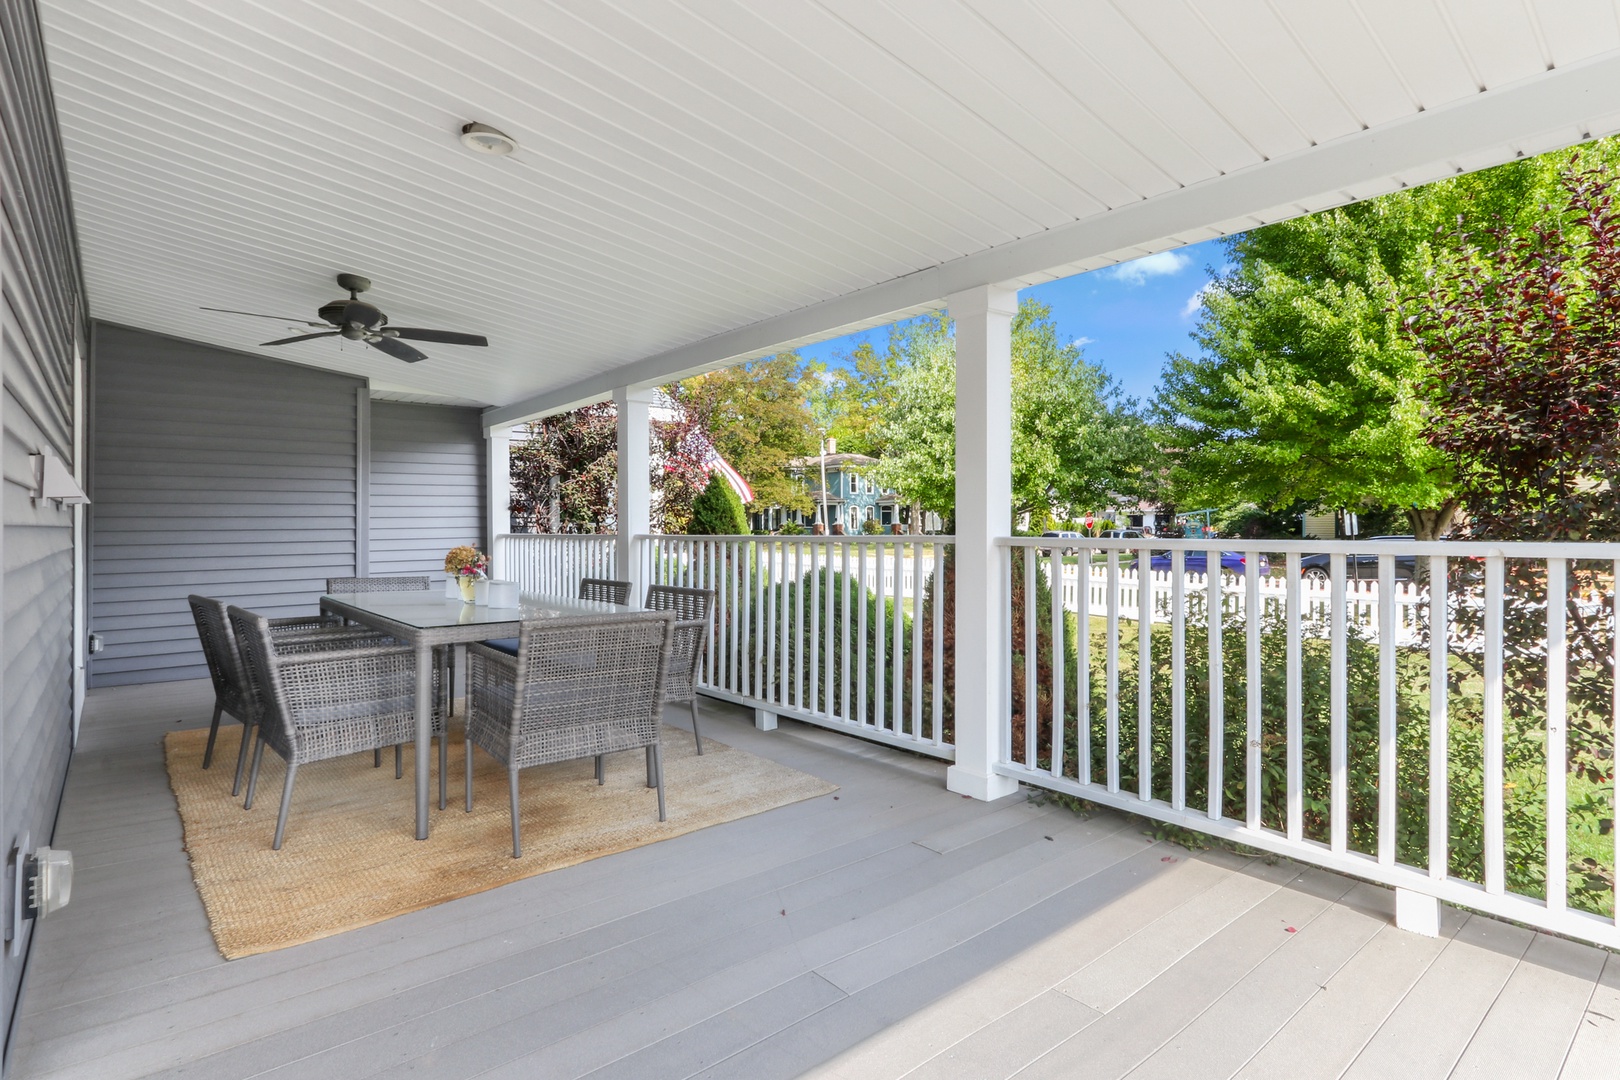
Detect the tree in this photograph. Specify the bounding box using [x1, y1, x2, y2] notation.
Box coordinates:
[675, 354, 817, 517]
[867, 305, 1153, 524]
[1154, 139, 1620, 540]
[508, 403, 617, 533]
[807, 335, 904, 457]
[1408, 163, 1620, 543]
[687, 473, 749, 535]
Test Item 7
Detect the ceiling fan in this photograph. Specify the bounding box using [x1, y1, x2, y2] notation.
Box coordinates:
[202, 273, 489, 363]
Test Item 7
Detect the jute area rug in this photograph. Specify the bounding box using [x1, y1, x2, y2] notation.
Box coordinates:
[164, 723, 837, 960]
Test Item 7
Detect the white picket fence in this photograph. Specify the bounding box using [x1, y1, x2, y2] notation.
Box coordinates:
[1060, 562, 1426, 645]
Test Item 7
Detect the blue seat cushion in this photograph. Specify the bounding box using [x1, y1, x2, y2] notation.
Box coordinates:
[482, 638, 519, 657]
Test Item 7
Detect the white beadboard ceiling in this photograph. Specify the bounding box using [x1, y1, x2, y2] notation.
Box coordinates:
[36, 0, 1620, 420]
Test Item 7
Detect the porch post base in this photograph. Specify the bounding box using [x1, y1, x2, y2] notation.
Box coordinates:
[1394, 887, 1442, 937]
[753, 709, 778, 731]
[946, 766, 1020, 802]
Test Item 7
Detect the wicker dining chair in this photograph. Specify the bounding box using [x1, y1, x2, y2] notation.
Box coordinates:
[230, 605, 433, 849]
[463, 610, 674, 858]
[578, 577, 633, 605]
[644, 585, 716, 755]
[326, 574, 453, 765]
[188, 595, 383, 796]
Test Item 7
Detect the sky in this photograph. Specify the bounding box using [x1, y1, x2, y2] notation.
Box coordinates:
[794, 236, 1231, 407]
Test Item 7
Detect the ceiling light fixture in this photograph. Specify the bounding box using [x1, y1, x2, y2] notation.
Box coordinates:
[459, 122, 517, 156]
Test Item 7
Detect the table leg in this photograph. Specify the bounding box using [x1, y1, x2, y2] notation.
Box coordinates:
[415, 639, 432, 839]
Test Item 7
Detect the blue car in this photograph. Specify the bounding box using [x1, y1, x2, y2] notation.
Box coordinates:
[1136, 550, 1269, 576]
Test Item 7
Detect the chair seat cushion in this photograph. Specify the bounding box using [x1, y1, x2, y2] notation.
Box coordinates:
[482, 638, 519, 657]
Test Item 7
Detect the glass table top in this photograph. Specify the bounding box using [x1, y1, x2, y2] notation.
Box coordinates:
[320, 591, 624, 630]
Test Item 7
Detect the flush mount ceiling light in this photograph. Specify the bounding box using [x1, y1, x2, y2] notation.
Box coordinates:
[459, 122, 517, 156]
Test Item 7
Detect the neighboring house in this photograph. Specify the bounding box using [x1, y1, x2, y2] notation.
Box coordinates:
[752, 443, 893, 532]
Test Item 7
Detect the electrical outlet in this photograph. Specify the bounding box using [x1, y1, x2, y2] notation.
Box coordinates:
[87, 633, 103, 655]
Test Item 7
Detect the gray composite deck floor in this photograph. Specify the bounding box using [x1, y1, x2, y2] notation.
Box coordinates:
[8, 680, 1619, 1080]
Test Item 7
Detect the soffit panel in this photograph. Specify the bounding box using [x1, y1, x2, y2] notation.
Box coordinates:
[38, 0, 1620, 409]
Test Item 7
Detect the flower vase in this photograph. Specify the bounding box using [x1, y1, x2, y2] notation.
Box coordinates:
[457, 575, 477, 603]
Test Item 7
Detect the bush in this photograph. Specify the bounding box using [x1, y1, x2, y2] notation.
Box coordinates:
[688, 474, 748, 535]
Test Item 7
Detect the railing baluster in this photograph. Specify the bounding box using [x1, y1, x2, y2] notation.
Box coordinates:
[809, 542, 821, 714]
[1286, 551, 1303, 842]
[1106, 550, 1120, 794]
[1428, 553, 1448, 880]
[1170, 551, 1186, 811]
[932, 542, 944, 745]
[1051, 546, 1064, 773]
[1138, 547, 1152, 801]
[1377, 554, 1398, 865]
[842, 543, 853, 723]
[768, 541, 780, 708]
[1207, 556, 1223, 820]
[822, 544, 835, 712]
[875, 543, 887, 731]
[1546, 557, 1567, 914]
[912, 537, 924, 741]
[892, 541, 904, 733]
[1331, 552, 1347, 854]
[1245, 554, 1261, 831]
[1484, 553, 1506, 894]
[1078, 546, 1091, 784]
[1024, 546, 1036, 772]
[1613, 558, 1619, 929]
[858, 543, 869, 728]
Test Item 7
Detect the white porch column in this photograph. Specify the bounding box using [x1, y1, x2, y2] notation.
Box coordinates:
[615, 386, 656, 604]
[946, 284, 1022, 802]
[486, 430, 510, 579]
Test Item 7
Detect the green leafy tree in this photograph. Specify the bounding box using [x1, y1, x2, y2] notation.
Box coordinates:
[1155, 139, 1620, 540]
[676, 354, 818, 516]
[686, 473, 749, 535]
[867, 305, 1152, 523]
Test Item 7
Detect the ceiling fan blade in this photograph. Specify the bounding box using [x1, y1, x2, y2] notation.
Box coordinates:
[203, 306, 329, 328]
[261, 332, 340, 346]
[388, 328, 489, 346]
[368, 336, 428, 364]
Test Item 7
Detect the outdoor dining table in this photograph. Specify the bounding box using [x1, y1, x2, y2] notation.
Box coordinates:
[318, 589, 625, 839]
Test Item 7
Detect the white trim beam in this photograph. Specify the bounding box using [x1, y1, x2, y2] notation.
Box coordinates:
[484, 51, 1620, 429]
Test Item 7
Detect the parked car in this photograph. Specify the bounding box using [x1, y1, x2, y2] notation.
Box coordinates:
[1099, 528, 1145, 540]
[1299, 535, 1417, 583]
[1136, 550, 1269, 576]
[1041, 529, 1083, 555]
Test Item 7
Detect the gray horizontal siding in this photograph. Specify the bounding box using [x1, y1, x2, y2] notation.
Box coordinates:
[1, 0, 83, 1046]
[368, 401, 484, 579]
[89, 324, 362, 687]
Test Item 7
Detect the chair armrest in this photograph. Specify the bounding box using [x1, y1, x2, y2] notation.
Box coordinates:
[274, 643, 419, 721]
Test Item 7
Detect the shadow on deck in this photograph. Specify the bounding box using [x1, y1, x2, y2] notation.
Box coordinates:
[8, 681, 1617, 1079]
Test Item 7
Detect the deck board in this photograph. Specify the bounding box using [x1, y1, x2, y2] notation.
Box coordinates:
[5, 680, 1610, 1080]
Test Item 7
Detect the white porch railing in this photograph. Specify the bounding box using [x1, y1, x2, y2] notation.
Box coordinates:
[637, 535, 955, 760]
[494, 533, 616, 596]
[998, 536, 1620, 949]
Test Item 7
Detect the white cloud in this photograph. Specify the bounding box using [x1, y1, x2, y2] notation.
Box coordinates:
[1069, 336, 1094, 349]
[1106, 250, 1191, 285]
[1181, 285, 1211, 318]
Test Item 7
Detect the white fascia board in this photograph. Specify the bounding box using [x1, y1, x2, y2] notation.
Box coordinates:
[484, 50, 1620, 431]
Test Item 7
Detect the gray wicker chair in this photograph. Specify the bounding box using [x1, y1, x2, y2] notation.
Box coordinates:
[644, 585, 716, 755]
[578, 578, 633, 605]
[464, 610, 675, 858]
[229, 605, 430, 849]
[326, 575, 452, 768]
[188, 595, 378, 796]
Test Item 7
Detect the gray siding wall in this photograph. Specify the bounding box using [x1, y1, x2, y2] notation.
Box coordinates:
[89, 324, 363, 687]
[369, 402, 485, 579]
[0, 0, 82, 1042]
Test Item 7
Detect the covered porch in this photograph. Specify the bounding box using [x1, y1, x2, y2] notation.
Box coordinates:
[4, 0, 1620, 1075]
